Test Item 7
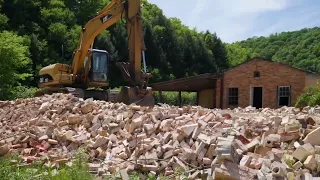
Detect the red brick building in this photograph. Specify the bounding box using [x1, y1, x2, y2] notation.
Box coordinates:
[151, 58, 320, 109]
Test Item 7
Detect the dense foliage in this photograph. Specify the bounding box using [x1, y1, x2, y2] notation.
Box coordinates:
[226, 27, 320, 73]
[1, 0, 320, 106]
[0, 31, 32, 99]
[153, 91, 197, 106]
[295, 82, 320, 108]
[0, 0, 228, 100]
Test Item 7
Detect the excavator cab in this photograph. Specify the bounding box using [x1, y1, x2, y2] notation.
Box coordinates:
[88, 49, 109, 83]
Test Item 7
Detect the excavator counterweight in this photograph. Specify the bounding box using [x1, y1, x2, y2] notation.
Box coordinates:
[35, 0, 154, 106]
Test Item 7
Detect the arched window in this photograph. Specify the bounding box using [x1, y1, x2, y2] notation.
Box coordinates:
[254, 71, 260, 77]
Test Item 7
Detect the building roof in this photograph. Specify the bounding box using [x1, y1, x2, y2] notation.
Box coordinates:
[225, 57, 320, 75]
[150, 73, 221, 92]
[150, 57, 320, 92]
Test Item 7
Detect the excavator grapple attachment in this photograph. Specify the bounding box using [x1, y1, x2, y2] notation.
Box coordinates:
[117, 86, 155, 106]
[34, 87, 84, 98]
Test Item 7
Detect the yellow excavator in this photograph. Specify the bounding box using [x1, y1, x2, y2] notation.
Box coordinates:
[35, 0, 155, 106]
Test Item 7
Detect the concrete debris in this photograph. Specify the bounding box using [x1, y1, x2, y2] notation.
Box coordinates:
[303, 127, 320, 145]
[0, 144, 9, 156]
[2, 93, 320, 178]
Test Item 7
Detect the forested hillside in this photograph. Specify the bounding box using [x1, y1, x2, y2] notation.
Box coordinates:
[1, 0, 320, 101]
[226, 27, 320, 73]
[0, 0, 228, 100]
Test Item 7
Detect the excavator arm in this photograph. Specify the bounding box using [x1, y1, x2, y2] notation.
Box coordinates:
[71, 0, 123, 82]
[71, 0, 148, 90]
[37, 0, 154, 106]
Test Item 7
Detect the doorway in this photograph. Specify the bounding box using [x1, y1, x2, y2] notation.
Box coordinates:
[252, 87, 263, 109]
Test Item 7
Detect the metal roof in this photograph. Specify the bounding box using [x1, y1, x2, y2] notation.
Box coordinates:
[150, 73, 222, 92]
[225, 57, 320, 75]
[150, 57, 320, 92]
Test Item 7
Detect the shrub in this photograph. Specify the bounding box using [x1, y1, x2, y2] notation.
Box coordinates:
[295, 93, 312, 108]
[295, 83, 320, 108]
[0, 85, 40, 100]
[9, 86, 39, 100]
[309, 93, 320, 107]
[153, 91, 197, 106]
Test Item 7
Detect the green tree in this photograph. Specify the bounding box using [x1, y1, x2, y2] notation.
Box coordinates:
[63, 0, 109, 26]
[0, 31, 31, 99]
[204, 31, 229, 72]
[0, 0, 8, 31]
[40, 0, 76, 27]
[1, 0, 47, 35]
[227, 27, 320, 73]
[29, 34, 48, 85]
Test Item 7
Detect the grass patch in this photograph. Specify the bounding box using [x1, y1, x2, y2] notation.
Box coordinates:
[0, 149, 94, 180]
[0, 150, 188, 180]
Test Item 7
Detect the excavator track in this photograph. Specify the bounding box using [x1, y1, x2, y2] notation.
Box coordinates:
[34, 87, 115, 101]
[34, 86, 154, 106]
[34, 87, 70, 97]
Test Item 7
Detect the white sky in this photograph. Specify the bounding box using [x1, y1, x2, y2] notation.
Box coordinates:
[148, 0, 320, 43]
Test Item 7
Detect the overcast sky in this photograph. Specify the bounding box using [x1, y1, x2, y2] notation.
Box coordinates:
[147, 0, 320, 43]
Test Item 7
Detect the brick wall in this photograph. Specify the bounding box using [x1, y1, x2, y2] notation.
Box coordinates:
[199, 89, 215, 109]
[222, 59, 306, 109]
[216, 79, 221, 108]
[306, 73, 320, 86]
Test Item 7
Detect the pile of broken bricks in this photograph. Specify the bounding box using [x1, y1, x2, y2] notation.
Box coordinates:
[1, 93, 320, 179]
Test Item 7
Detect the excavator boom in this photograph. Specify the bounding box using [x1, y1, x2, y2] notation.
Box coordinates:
[71, 0, 123, 83]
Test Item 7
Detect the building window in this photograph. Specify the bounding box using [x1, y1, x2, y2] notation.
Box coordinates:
[254, 71, 260, 77]
[277, 86, 291, 107]
[228, 88, 238, 105]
